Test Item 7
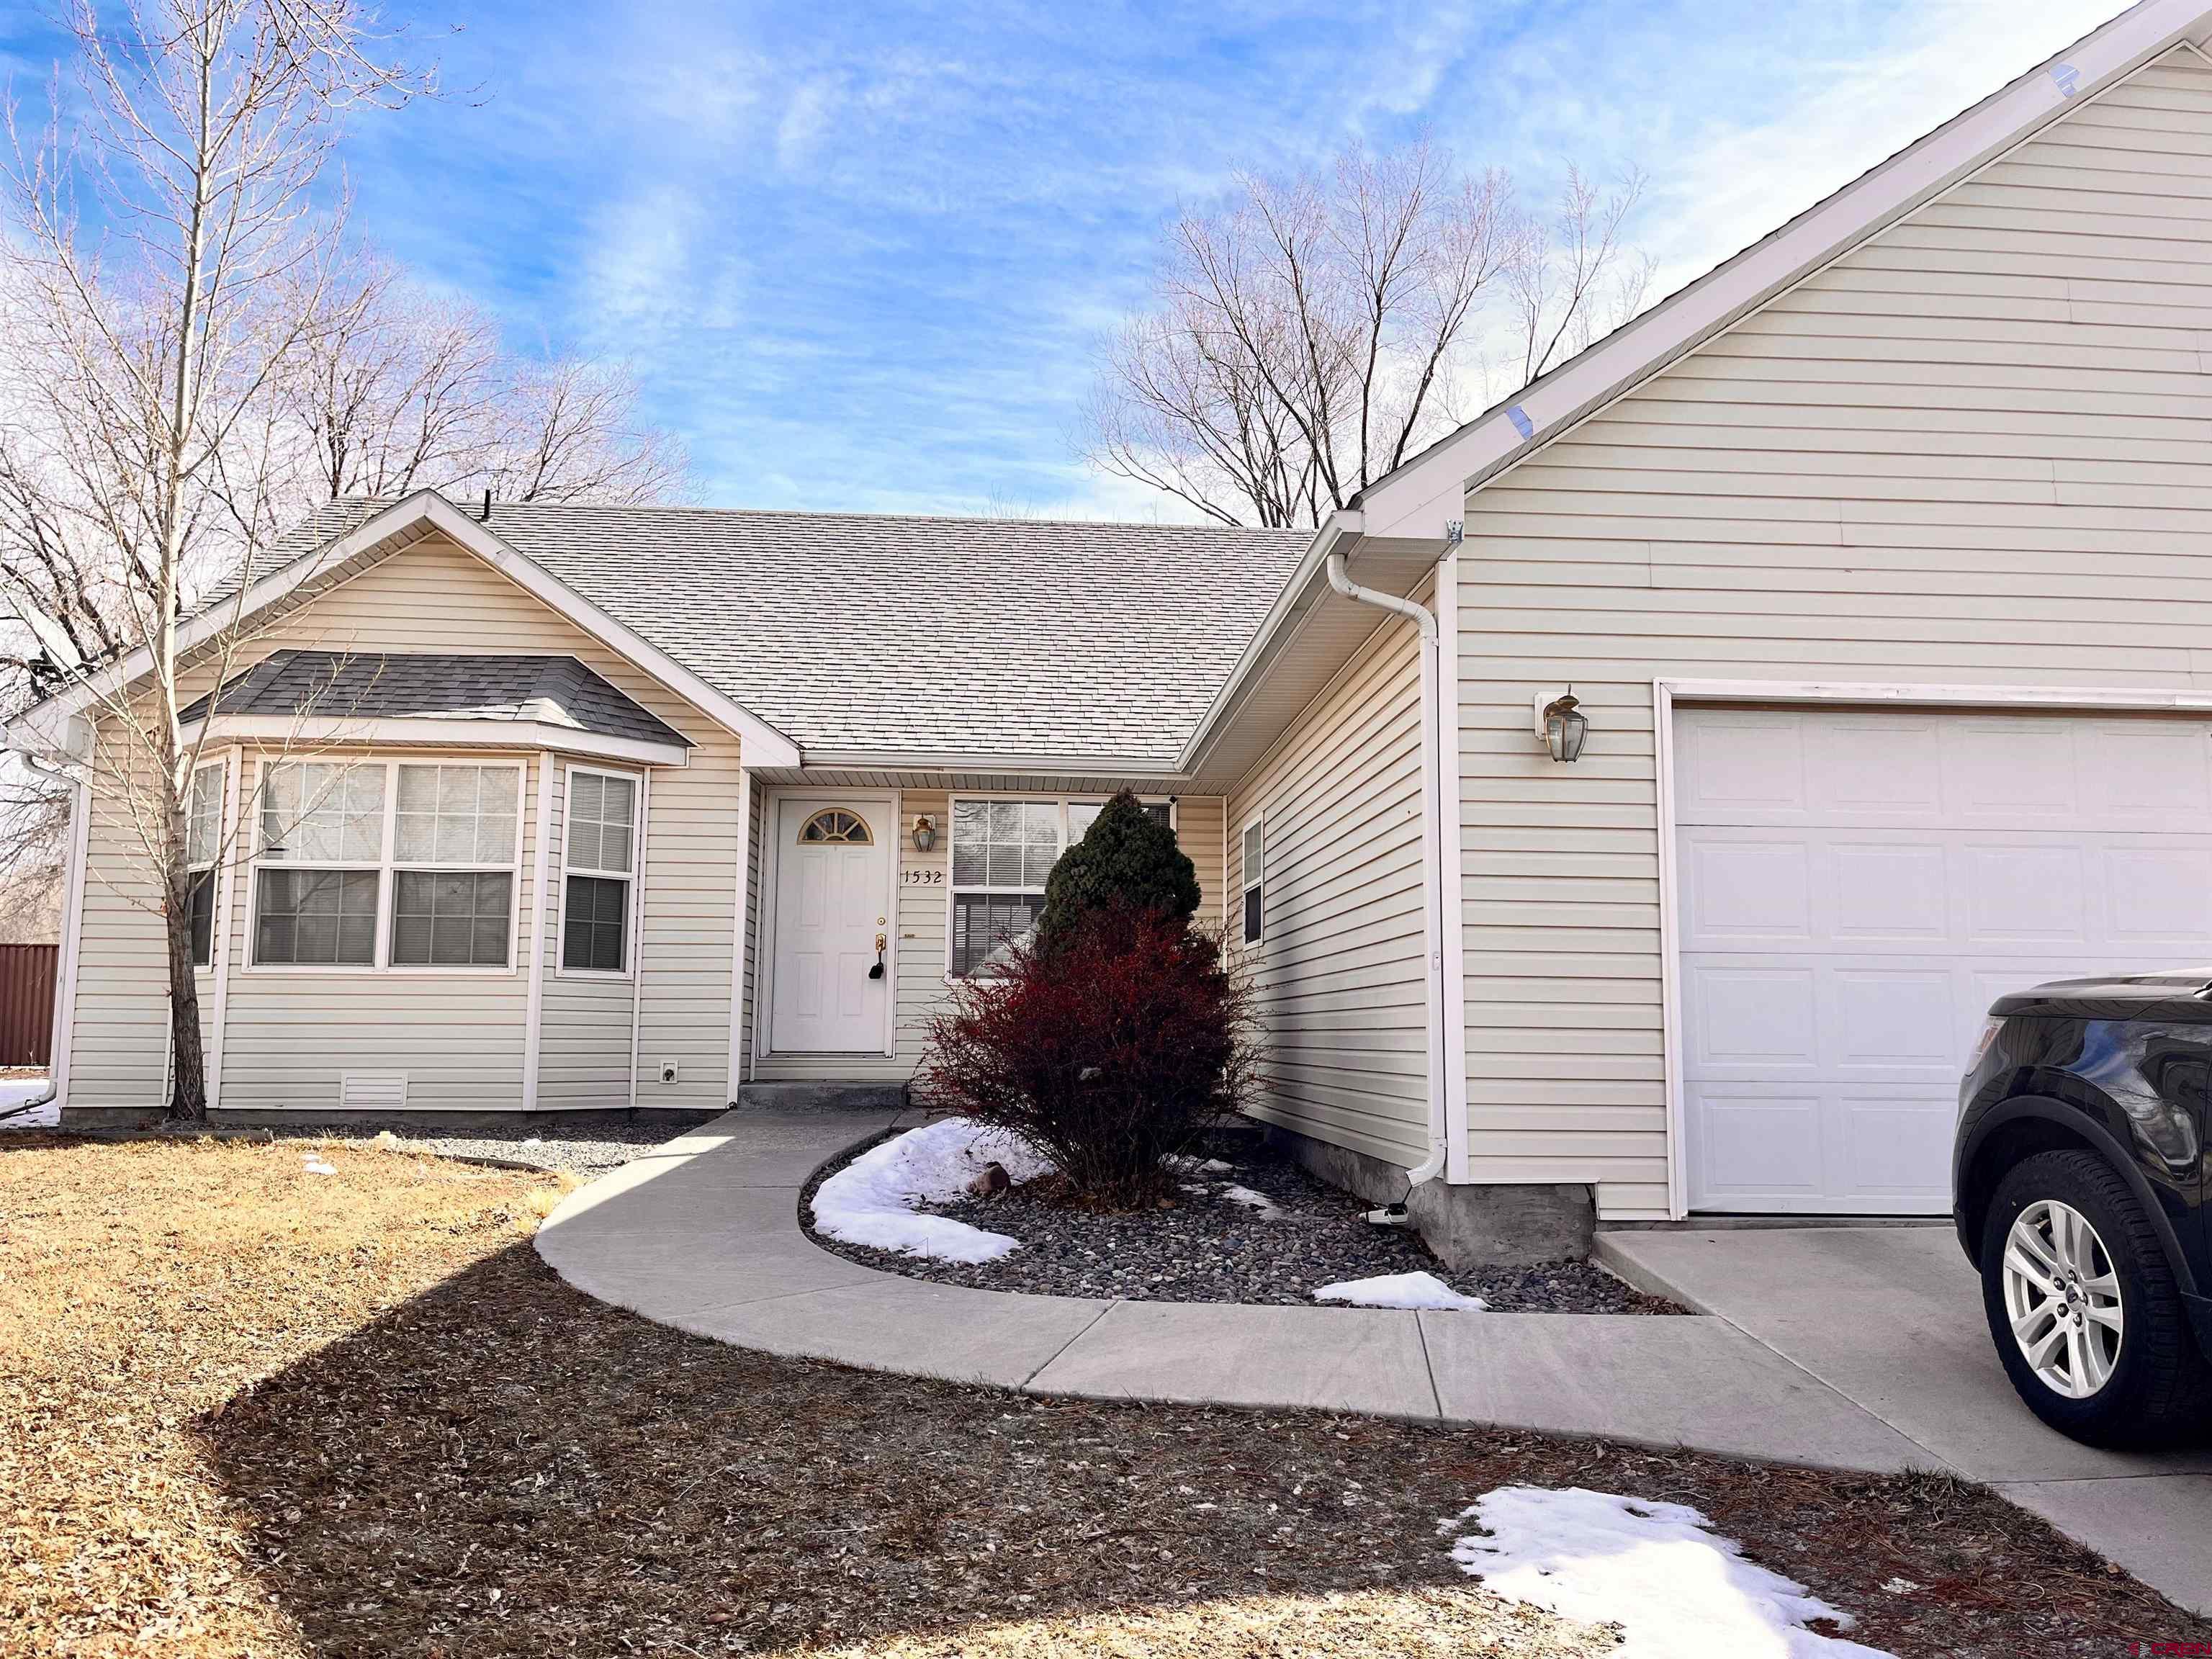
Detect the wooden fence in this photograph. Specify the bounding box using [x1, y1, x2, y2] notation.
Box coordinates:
[0, 944, 58, 1069]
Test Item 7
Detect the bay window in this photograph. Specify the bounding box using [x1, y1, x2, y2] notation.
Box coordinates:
[947, 796, 1175, 977]
[251, 758, 522, 971]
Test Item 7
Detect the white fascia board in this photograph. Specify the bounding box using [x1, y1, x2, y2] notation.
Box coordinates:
[23, 488, 804, 770]
[1352, 0, 2210, 544]
[1175, 510, 1363, 774]
[181, 714, 692, 768]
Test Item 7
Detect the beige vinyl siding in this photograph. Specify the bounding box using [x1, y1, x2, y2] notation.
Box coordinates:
[1455, 48, 2212, 1217]
[66, 754, 187, 1107]
[1228, 595, 1429, 1169]
[63, 533, 743, 1114]
[749, 786, 1226, 1085]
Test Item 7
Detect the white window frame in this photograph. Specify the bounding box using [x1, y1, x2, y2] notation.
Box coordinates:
[243, 755, 527, 976]
[1239, 813, 1264, 947]
[943, 793, 1178, 980]
[185, 757, 228, 971]
[557, 763, 644, 981]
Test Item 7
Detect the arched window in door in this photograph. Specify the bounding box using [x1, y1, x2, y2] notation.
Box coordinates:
[798, 808, 873, 845]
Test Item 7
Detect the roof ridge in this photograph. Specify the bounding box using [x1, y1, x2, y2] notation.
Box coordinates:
[323, 495, 1310, 537]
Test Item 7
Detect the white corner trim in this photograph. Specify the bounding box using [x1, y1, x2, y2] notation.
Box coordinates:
[182, 714, 691, 768]
[1652, 681, 1688, 1219]
[45, 777, 91, 1113]
[33, 488, 801, 769]
[1434, 549, 1470, 1183]
[626, 768, 653, 1112]
[725, 767, 755, 1098]
[521, 756, 556, 1111]
[1650, 673, 2212, 1220]
[1352, 0, 2206, 539]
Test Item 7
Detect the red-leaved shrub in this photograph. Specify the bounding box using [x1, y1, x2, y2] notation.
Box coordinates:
[918, 906, 1261, 1205]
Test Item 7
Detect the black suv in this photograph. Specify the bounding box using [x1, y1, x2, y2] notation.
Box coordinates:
[1956, 972, 2212, 1447]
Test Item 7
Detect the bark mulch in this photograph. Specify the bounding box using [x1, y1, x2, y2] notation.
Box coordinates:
[805, 1131, 1683, 1313]
[3, 1131, 2203, 1658]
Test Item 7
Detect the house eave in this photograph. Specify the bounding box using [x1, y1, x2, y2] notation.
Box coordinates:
[179, 714, 693, 768]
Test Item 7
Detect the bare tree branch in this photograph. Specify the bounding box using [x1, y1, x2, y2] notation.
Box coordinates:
[1086, 140, 1647, 529]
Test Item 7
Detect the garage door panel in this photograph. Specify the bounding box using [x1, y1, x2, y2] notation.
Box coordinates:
[1832, 841, 1949, 943]
[2106, 846, 2212, 943]
[1691, 1087, 1827, 1198]
[1836, 1092, 1956, 1200]
[1812, 717, 1944, 820]
[1832, 969, 1956, 1069]
[1675, 713, 1809, 823]
[1943, 719, 2077, 820]
[1684, 840, 1812, 943]
[1961, 842, 2087, 945]
[1678, 706, 2212, 1214]
[2081, 722, 2212, 819]
[1688, 966, 1817, 1068]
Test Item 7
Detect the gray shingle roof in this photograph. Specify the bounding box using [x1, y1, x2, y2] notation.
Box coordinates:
[266, 501, 1311, 763]
[181, 650, 691, 749]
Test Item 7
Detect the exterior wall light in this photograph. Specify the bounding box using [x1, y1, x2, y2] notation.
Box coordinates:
[1532, 690, 1589, 763]
[912, 814, 937, 852]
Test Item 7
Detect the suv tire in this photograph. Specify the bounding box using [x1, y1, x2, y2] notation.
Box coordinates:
[1980, 1150, 2212, 1448]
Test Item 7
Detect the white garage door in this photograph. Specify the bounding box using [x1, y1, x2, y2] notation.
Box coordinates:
[1676, 706, 2212, 1214]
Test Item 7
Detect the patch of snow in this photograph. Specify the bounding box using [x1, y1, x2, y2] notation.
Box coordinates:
[301, 1154, 338, 1176]
[1443, 1486, 1896, 1658]
[0, 1076, 57, 1128]
[1313, 1271, 1486, 1311]
[1880, 1578, 1920, 1596]
[1221, 1184, 1283, 1218]
[1167, 1154, 1234, 1174]
[811, 1117, 1053, 1263]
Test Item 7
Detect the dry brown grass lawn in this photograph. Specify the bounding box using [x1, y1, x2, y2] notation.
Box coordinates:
[2, 1132, 2206, 1658]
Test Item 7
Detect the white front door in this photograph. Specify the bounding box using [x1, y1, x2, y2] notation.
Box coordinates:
[1676, 706, 2212, 1215]
[771, 798, 891, 1053]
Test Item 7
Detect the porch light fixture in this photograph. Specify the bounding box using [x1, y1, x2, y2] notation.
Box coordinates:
[912, 814, 937, 853]
[1533, 689, 1589, 763]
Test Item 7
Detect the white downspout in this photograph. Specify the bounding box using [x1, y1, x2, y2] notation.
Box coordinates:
[1325, 547, 1451, 1189]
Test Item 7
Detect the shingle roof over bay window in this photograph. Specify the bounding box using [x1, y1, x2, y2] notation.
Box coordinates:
[181, 649, 691, 750]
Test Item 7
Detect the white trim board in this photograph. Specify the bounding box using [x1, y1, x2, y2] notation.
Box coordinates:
[1651, 675, 2212, 1219]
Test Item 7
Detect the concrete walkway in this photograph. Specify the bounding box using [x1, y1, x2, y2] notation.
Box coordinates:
[1599, 1226, 2212, 1615]
[536, 1109, 2209, 1613]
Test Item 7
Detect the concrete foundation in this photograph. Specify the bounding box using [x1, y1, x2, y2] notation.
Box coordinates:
[1260, 1120, 1595, 1268]
[734, 1081, 909, 1114]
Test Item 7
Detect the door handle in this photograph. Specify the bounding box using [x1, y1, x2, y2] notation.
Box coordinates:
[868, 932, 887, 980]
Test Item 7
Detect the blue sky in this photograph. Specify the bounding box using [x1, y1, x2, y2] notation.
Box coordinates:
[3, 0, 2130, 518]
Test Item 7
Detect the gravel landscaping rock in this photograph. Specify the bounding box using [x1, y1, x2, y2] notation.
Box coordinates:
[282, 1121, 681, 1174]
[806, 1130, 1686, 1313]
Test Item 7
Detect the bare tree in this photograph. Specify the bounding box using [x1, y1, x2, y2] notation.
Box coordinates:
[1087, 141, 1650, 528]
[282, 248, 689, 506]
[0, 0, 433, 1119]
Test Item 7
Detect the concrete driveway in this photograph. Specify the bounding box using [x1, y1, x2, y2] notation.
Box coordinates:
[1599, 1224, 2212, 1614]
